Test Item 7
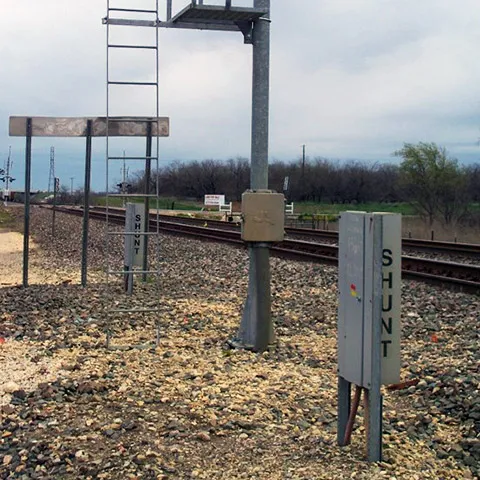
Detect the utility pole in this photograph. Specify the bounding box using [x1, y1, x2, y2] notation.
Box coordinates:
[301, 144, 305, 201]
[302, 144, 306, 176]
[70, 177, 74, 197]
[48, 146, 55, 193]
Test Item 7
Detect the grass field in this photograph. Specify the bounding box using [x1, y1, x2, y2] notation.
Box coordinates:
[0, 206, 14, 227]
[92, 196, 202, 211]
[294, 202, 417, 215]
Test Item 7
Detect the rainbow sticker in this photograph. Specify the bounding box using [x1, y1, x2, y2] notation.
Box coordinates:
[350, 283, 357, 297]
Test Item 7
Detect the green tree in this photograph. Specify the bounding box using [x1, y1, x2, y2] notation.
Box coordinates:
[393, 142, 469, 225]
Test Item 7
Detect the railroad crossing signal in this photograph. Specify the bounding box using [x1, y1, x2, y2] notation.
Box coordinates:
[117, 182, 132, 195]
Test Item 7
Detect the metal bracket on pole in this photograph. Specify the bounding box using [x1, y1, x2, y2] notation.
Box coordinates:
[236, 20, 254, 44]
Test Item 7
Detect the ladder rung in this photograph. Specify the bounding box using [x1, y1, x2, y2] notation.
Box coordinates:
[107, 117, 160, 122]
[108, 44, 157, 49]
[103, 18, 157, 27]
[107, 194, 158, 198]
[108, 81, 157, 86]
[111, 308, 160, 313]
[108, 156, 158, 160]
[108, 270, 160, 275]
[108, 8, 158, 13]
[108, 232, 159, 236]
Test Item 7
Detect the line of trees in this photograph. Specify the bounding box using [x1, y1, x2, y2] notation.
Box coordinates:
[123, 143, 479, 225]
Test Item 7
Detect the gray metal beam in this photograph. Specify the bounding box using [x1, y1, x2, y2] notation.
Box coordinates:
[102, 18, 157, 27]
[9, 116, 170, 138]
[160, 21, 238, 31]
[104, 17, 239, 32]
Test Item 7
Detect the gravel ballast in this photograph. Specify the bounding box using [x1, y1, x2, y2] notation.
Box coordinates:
[0, 206, 478, 479]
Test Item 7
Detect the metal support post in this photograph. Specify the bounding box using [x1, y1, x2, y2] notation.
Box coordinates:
[81, 120, 93, 287]
[52, 178, 58, 237]
[142, 121, 152, 282]
[250, 0, 270, 191]
[236, 0, 272, 352]
[337, 376, 351, 446]
[366, 216, 383, 461]
[22, 118, 32, 288]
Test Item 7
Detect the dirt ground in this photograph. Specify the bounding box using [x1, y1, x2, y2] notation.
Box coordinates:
[0, 231, 32, 287]
[0, 208, 478, 480]
[0, 230, 78, 287]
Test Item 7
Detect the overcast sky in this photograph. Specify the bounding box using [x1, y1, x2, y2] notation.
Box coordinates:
[2, 0, 480, 191]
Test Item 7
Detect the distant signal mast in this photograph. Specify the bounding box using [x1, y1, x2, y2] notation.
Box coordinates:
[1, 146, 15, 205]
[48, 146, 55, 193]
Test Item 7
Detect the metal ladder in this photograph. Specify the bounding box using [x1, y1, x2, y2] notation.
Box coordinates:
[104, 1, 162, 349]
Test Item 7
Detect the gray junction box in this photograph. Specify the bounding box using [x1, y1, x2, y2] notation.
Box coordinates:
[241, 191, 285, 242]
[338, 212, 401, 388]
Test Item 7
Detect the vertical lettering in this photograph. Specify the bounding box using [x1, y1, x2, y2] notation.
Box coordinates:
[382, 249, 393, 267]
[382, 317, 392, 334]
[382, 294, 392, 312]
[381, 340, 392, 358]
[383, 271, 393, 289]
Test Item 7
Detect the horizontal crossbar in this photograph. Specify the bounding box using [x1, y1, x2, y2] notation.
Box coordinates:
[108, 44, 157, 49]
[111, 308, 161, 313]
[108, 81, 157, 86]
[103, 18, 158, 27]
[108, 8, 157, 14]
[108, 270, 160, 275]
[107, 232, 160, 236]
[107, 194, 158, 198]
[9, 116, 169, 137]
[108, 156, 158, 160]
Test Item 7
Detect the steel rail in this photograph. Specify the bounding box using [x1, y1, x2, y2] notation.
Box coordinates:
[46, 206, 480, 294]
[89, 206, 480, 257]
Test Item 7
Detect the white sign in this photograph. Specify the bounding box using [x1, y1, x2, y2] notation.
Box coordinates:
[124, 203, 146, 267]
[204, 194, 225, 206]
[379, 214, 401, 385]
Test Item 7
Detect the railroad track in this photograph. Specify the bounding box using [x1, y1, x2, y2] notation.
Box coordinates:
[89, 206, 480, 257]
[49, 205, 480, 294]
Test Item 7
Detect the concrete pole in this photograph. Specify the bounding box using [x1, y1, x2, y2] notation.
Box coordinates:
[235, 0, 272, 352]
